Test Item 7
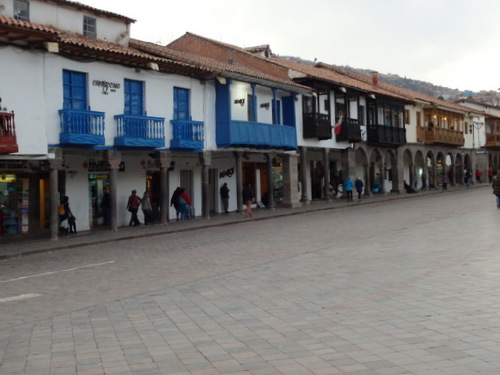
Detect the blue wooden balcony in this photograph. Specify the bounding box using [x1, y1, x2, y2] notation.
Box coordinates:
[0, 111, 18, 154]
[59, 109, 105, 146]
[217, 120, 297, 150]
[114, 115, 165, 148]
[170, 120, 204, 151]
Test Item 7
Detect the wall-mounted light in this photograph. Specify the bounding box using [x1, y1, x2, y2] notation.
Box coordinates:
[369, 94, 376, 99]
[234, 98, 245, 106]
[339, 87, 347, 93]
[67, 170, 78, 179]
[260, 103, 270, 110]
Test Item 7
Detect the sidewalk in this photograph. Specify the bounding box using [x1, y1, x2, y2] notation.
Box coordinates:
[0, 184, 486, 259]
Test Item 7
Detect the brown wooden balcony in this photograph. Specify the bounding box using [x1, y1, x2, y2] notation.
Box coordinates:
[367, 124, 406, 146]
[335, 118, 362, 143]
[0, 111, 18, 154]
[485, 133, 500, 149]
[416, 126, 464, 146]
[303, 113, 331, 140]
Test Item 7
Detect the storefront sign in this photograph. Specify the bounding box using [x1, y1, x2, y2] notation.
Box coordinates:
[0, 161, 29, 170]
[92, 80, 120, 95]
[87, 158, 110, 172]
[219, 167, 234, 178]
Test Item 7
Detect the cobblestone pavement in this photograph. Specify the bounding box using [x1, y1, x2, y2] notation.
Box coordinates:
[0, 185, 499, 374]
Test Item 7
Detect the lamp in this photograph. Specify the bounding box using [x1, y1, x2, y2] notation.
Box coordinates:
[260, 103, 270, 110]
[234, 98, 245, 106]
[339, 87, 347, 93]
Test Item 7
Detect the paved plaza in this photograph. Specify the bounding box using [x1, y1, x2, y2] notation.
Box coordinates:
[1, 186, 499, 374]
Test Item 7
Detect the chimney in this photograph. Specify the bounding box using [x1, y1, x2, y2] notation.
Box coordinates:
[371, 71, 379, 86]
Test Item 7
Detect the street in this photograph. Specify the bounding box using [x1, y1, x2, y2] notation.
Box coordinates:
[1, 188, 499, 374]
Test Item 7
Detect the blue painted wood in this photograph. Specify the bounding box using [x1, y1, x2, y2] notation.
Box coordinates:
[114, 114, 165, 148]
[59, 109, 105, 145]
[170, 119, 204, 150]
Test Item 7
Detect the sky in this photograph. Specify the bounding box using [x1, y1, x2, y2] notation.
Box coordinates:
[79, 0, 500, 92]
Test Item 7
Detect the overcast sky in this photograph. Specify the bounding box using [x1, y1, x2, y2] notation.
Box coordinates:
[80, 0, 500, 92]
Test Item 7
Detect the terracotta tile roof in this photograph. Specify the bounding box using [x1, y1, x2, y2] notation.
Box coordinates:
[320, 63, 480, 114]
[131, 39, 311, 93]
[0, 14, 59, 42]
[270, 57, 411, 102]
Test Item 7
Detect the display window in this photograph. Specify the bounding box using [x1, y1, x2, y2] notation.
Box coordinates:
[0, 174, 29, 236]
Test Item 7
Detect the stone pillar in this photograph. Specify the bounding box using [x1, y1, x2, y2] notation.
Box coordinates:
[200, 151, 211, 219]
[282, 153, 301, 208]
[299, 146, 309, 205]
[157, 151, 171, 225]
[363, 164, 371, 197]
[48, 148, 63, 241]
[341, 147, 356, 197]
[234, 152, 243, 213]
[266, 153, 275, 210]
[323, 148, 331, 201]
[409, 163, 415, 188]
[105, 150, 122, 232]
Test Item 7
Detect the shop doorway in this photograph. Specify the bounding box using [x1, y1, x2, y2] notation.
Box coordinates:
[146, 171, 161, 221]
[88, 174, 108, 227]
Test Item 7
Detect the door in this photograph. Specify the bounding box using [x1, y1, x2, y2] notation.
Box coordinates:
[124, 79, 144, 116]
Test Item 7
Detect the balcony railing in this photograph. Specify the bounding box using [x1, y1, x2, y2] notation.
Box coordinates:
[303, 113, 331, 140]
[114, 114, 165, 148]
[170, 119, 204, 151]
[335, 119, 362, 143]
[367, 124, 406, 146]
[485, 133, 500, 149]
[0, 111, 18, 154]
[216, 120, 297, 150]
[416, 126, 464, 146]
[59, 109, 105, 146]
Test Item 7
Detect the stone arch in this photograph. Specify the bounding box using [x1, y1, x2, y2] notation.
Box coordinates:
[369, 148, 384, 194]
[454, 152, 464, 185]
[414, 150, 426, 189]
[354, 147, 369, 187]
[402, 148, 414, 188]
[384, 149, 397, 193]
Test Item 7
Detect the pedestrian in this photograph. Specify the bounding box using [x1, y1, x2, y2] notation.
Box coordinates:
[220, 182, 230, 214]
[242, 183, 254, 218]
[465, 169, 472, 188]
[179, 188, 192, 220]
[126, 189, 141, 226]
[492, 170, 500, 209]
[421, 173, 427, 190]
[404, 180, 417, 193]
[355, 177, 364, 201]
[58, 196, 76, 234]
[344, 176, 353, 202]
[488, 167, 493, 183]
[441, 174, 448, 191]
[141, 191, 154, 225]
[170, 187, 182, 221]
[475, 169, 482, 184]
[100, 186, 111, 226]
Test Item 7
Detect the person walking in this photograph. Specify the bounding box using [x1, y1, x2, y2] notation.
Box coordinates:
[100, 187, 111, 226]
[492, 170, 500, 209]
[179, 188, 192, 220]
[441, 174, 449, 191]
[220, 182, 230, 214]
[344, 176, 354, 202]
[488, 167, 493, 183]
[58, 196, 76, 234]
[355, 177, 364, 201]
[242, 183, 254, 218]
[141, 191, 154, 225]
[475, 169, 482, 184]
[126, 189, 141, 226]
[170, 187, 182, 221]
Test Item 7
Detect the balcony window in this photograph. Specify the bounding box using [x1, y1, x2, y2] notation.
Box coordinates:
[174, 87, 190, 121]
[83, 16, 97, 39]
[14, 0, 29, 21]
